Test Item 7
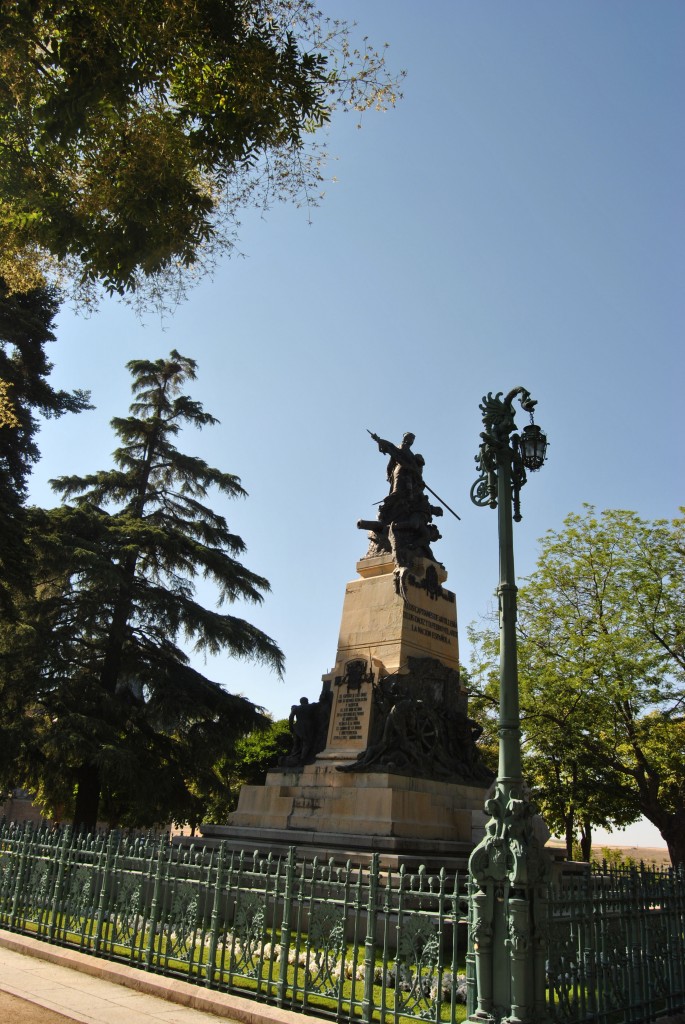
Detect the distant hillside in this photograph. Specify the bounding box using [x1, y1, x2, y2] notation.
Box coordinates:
[548, 839, 671, 868]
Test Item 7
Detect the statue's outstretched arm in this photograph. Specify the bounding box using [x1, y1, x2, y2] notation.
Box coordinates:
[367, 429, 397, 458]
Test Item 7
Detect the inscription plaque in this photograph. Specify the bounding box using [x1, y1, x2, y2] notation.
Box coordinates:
[402, 600, 459, 646]
[331, 688, 369, 743]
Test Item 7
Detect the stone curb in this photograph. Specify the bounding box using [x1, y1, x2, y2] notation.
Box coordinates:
[0, 931, 324, 1024]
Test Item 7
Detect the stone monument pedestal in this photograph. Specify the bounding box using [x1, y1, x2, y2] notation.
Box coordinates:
[204, 771, 488, 872]
[229, 764, 487, 838]
[201, 549, 493, 871]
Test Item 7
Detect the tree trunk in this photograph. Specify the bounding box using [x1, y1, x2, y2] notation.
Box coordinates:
[564, 810, 574, 861]
[72, 763, 102, 832]
[666, 836, 685, 868]
[579, 818, 592, 862]
[641, 805, 685, 868]
[661, 819, 685, 869]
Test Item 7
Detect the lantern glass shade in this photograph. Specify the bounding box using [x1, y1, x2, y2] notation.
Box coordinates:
[520, 423, 548, 471]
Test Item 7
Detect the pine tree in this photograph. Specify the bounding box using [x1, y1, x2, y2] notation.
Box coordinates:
[21, 351, 283, 829]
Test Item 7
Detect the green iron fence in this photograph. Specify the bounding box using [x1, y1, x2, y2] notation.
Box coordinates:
[0, 821, 684, 1024]
[546, 862, 685, 1024]
[0, 821, 470, 1024]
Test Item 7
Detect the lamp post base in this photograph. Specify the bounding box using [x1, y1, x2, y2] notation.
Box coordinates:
[468, 782, 552, 1024]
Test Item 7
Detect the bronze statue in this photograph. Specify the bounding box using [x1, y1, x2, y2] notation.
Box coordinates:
[359, 431, 445, 570]
[337, 661, 494, 785]
[371, 431, 425, 504]
[278, 686, 332, 769]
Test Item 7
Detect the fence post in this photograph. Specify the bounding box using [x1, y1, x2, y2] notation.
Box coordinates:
[93, 831, 117, 955]
[145, 844, 165, 972]
[362, 853, 379, 1024]
[465, 877, 477, 1018]
[47, 827, 72, 944]
[9, 822, 33, 931]
[532, 878, 550, 1023]
[277, 847, 296, 1008]
[434, 867, 447, 1024]
[675, 867, 685, 1004]
[205, 842, 225, 988]
[584, 873, 598, 1022]
[669, 867, 685, 1010]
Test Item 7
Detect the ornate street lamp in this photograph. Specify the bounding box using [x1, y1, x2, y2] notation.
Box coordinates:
[467, 387, 551, 1024]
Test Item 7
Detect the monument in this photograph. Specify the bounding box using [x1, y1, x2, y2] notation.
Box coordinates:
[202, 433, 494, 869]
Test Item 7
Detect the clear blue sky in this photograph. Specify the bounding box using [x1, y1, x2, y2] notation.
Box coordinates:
[27, 2, 684, 845]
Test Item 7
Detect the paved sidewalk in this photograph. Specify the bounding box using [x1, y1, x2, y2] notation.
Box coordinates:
[0, 933, 310, 1024]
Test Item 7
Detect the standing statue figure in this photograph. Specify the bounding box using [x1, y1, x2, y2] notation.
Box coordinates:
[359, 431, 443, 571]
[372, 431, 425, 506]
[286, 698, 318, 764]
[278, 687, 333, 768]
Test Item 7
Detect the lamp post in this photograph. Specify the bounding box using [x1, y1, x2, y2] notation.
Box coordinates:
[467, 387, 551, 1024]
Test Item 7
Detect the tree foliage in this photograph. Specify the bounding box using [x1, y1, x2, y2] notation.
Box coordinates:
[202, 717, 291, 821]
[0, 1, 402, 306]
[469, 506, 685, 864]
[6, 351, 283, 829]
[0, 279, 90, 611]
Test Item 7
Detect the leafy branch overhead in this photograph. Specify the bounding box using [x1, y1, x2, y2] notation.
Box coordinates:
[0, 1, 404, 306]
